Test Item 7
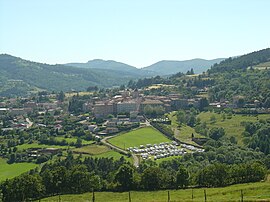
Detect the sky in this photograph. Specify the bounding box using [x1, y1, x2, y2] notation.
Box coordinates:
[1, 0, 270, 68]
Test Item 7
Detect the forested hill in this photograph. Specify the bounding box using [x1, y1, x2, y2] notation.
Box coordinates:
[209, 48, 270, 73]
[0, 54, 142, 96]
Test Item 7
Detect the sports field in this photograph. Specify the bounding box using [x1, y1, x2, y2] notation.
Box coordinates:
[108, 127, 171, 149]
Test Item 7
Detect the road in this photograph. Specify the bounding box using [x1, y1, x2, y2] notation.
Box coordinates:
[101, 135, 139, 167]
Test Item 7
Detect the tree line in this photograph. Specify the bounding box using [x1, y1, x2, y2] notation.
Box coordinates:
[0, 149, 268, 202]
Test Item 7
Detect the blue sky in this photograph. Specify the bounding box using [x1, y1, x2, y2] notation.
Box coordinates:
[1, 0, 270, 67]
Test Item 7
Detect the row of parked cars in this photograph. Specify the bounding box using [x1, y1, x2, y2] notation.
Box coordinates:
[127, 141, 204, 160]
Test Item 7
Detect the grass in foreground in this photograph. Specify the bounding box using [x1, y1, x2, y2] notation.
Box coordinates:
[41, 181, 270, 202]
[108, 127, 171, 149]
[0, 158, 38, 182]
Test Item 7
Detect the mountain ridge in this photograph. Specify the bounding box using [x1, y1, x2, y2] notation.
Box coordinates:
[142, 58, 226, 75]
[65, 58, 226, 76]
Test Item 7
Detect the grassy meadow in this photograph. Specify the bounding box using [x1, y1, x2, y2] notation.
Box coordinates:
[0, 157, 38, 181]
[108, 127, 171, 149]
[72, 145, 131, 162]
[176, 125, 203, 145]
[41, 180, 270, 202]
[197, 112, 270, 145]
[16, 143, 75, 151]
[167, 112, 203, 146]
[73, 145, 110, 155]
[55, 136, 94, 145]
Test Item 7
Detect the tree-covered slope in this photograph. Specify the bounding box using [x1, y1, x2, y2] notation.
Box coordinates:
[209, 48, 270, 73]
[0, 54, 142, 96]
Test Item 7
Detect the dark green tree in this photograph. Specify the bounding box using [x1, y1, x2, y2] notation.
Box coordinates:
[114, 164, 134, 191]
[176, 166, 189, 188]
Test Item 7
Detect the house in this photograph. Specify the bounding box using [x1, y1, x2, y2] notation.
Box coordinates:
[88, 124, 98, 132]
[0, 108, 9, 115]
[93, 102, 115, 118]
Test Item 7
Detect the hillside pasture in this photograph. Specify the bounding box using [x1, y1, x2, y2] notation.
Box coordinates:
[0, 158, 38, 181]
[167, 112, 203, 146]
[197, 112, 270, 144]
[73, 145, 110, 155]
[55, 136, 94, 145]
[16, 143, 74, 151]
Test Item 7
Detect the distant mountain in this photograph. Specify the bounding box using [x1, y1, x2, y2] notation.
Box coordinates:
[142, 58, 226, 75]
[67, 59, 137, 72]
[0, 55, 145, 97]
[66, 58, 225, 77]
[66, 59, 155, 77]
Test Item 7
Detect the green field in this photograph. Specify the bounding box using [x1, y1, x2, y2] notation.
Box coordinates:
[108, 127, 171, 149]
[65, 91, 93, 97]
[0, 158, 38, 181]
[73, 145, 110, 155]
[41, 181, 270, 202]
[73, 145, 131, 162]
[55, 137, 94, 145]
[167, 112, 203, 146]
[198, 112, 270, 145]
[94, 150, 128, 160]
[176, 125, 204, 145]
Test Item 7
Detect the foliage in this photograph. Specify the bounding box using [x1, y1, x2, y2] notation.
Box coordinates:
[0, 54, 144, 96]
[209, 48, 270, 73]
[114, 164, 134, 191]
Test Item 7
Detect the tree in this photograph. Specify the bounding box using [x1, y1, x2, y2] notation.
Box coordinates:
[67, 165, 93, 193]
[41, 166, 68, 195]
[264, 97, 270, 108]
[197, 163, 228, 187]
[87, 86, 98, 92]
[210, 115, 216, 123]
[176, 166, 189, 188]
[141, 167, 162, 190]
[75, 138, 83, 148]
[114, 164, 134, 191]
[187, 115, 196, 127]
[1, 174, 45, 202]
[176, 110, 186, 125]
[199, 98, 209, 110]
[57, 91, 65, 102]
[209, 127, 225, 140]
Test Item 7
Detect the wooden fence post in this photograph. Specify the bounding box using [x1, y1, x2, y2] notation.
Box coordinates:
[129, 191, 131, 202]
[241, 190, 243, 202]
[92, 190, 95, 202]
[204, 190, 207, 202]
[167, 191, 170, 202]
